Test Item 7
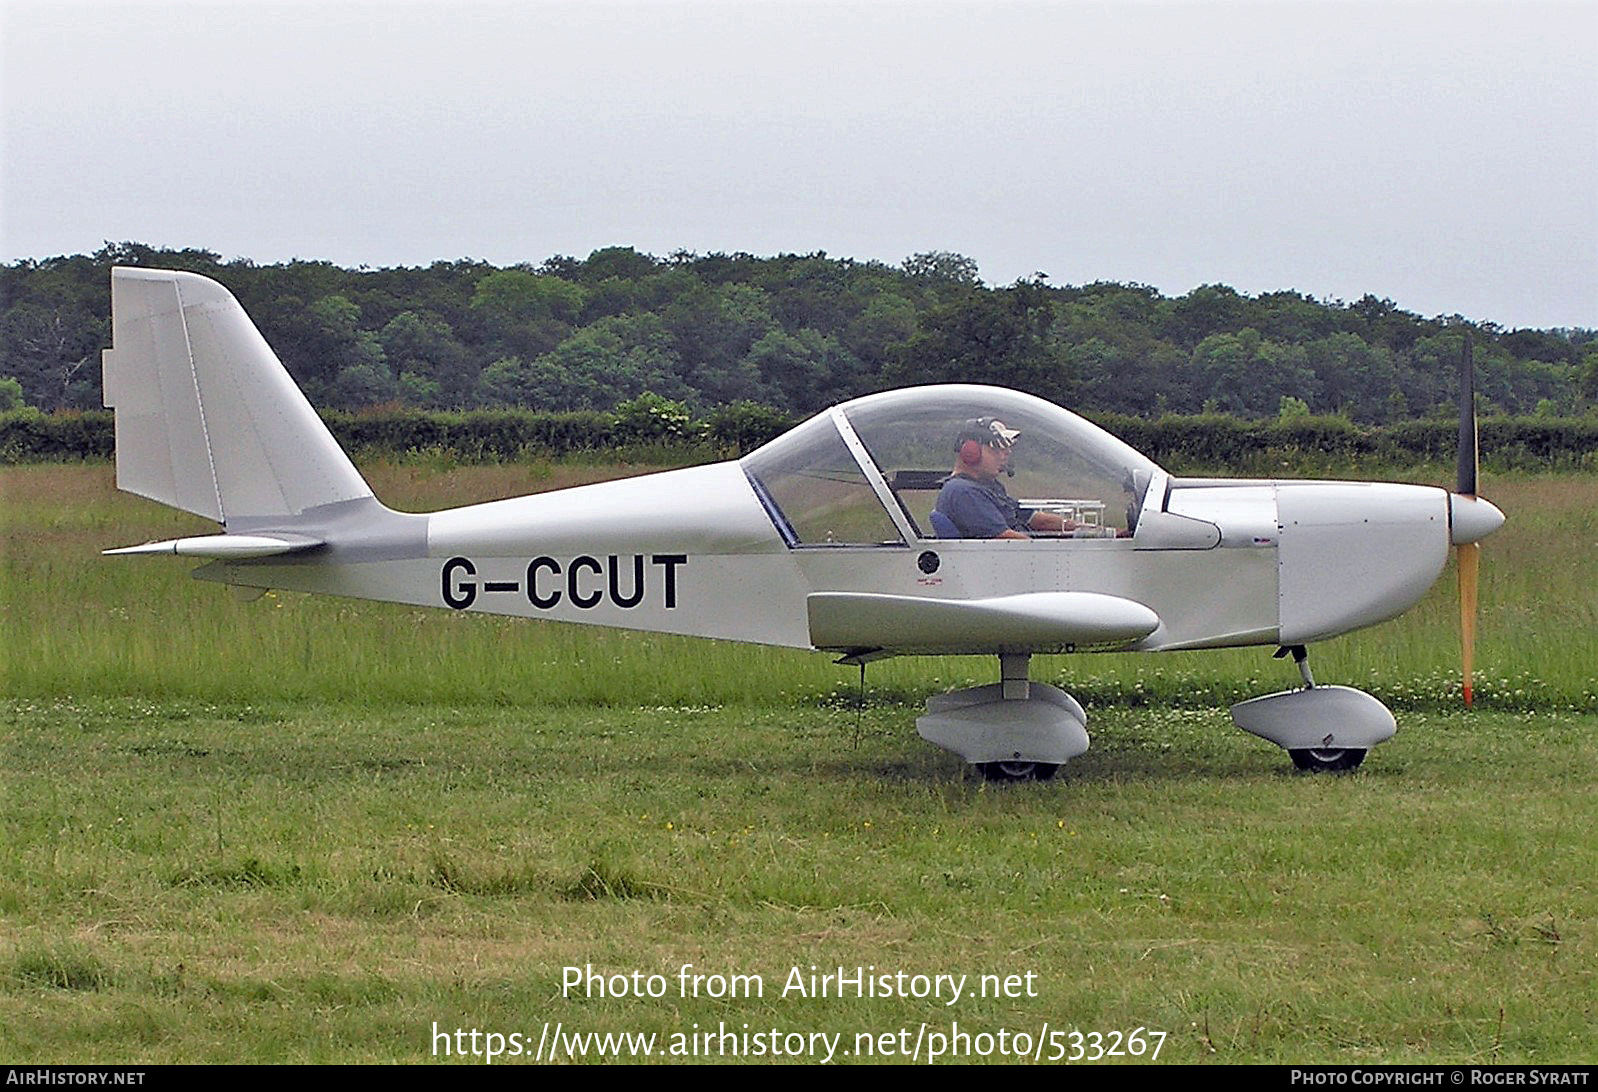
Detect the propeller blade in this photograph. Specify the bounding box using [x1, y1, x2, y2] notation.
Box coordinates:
[1458, 541, 1479, 708]
[1456, 332, 1480, 708]
[1456, 331, 1478, 498]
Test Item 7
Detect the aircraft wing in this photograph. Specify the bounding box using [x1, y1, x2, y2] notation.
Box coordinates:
[807, 591, 1159, 660]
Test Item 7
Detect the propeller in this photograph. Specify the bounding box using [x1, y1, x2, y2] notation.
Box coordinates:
[1450, 332, 1500, 708]
[1458, 333, 1478, 707]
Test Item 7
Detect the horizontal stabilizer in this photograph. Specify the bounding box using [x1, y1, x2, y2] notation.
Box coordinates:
[103, 533, 324, 559]
[807, 591, 1159, 657]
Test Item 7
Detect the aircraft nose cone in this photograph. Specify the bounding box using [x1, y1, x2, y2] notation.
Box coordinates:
[1450, 494, 1505, 545]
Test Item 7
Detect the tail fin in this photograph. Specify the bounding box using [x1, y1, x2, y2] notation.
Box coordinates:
[102, 268, 373, 526]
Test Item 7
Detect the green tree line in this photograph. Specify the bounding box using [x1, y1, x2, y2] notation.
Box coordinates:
[3, 242, 1594, 420]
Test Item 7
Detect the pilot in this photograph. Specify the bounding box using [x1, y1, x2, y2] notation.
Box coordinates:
[933, 417, 1077, 539]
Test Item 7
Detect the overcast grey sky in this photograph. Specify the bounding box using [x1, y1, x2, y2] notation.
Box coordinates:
[3, 0, 1593, 329]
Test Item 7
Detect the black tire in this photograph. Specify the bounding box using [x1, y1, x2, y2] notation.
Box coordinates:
[979, 761, 1060, 782]
[1288, 747, 1367, 773]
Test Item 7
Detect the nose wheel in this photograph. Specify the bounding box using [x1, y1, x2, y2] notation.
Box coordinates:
[979, 760, 1060, 782]
[1288, 747, 1367, 773]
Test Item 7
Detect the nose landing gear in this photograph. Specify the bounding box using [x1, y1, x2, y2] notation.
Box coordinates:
[1231, 645, 1394, 773]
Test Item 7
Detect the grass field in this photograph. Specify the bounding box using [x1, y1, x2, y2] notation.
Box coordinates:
[3, 460, 1595, 1064]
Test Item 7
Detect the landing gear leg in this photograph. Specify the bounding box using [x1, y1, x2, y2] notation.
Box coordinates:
[1278, 643, 1316, 688]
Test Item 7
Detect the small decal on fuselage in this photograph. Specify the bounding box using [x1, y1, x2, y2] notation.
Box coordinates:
[441, 554, 687, 611]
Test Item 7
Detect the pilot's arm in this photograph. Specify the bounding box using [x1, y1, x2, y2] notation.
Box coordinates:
[1026, 510, 1075, 535]
[1024, 509, 1132, 538]
[961, 506, 1127, 540]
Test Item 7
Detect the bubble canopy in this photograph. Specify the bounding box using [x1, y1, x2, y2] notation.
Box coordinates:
[742, 385, 1162, 545]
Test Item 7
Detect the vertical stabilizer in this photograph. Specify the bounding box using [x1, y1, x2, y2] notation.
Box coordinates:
[102, 268, 373, 525]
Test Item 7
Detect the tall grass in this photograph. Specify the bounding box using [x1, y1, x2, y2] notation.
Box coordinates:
[3, 461, 1593, 711]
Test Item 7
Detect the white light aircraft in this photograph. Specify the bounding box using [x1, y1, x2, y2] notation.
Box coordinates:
[102, 269, 1504, 779]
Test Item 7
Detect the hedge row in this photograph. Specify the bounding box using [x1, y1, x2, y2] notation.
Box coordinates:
[4, 407, 1595, 469]
[1092, 413, 1598, 469]
[0, 402, 799, 464]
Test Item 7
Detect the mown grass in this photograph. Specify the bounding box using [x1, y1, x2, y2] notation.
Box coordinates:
[3, 698, 1594, 1063]
[2, 460, 1595, 1064]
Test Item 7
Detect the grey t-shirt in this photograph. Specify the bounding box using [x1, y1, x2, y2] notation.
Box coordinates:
[935, 474, 1032, 537]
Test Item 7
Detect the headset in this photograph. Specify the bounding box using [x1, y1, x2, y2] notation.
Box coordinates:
[956, 417, 1017, 475]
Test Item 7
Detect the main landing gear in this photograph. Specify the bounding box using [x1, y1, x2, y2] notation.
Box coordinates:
[1230, 645, 1395, 773]
[916, 653, 1087, 782]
